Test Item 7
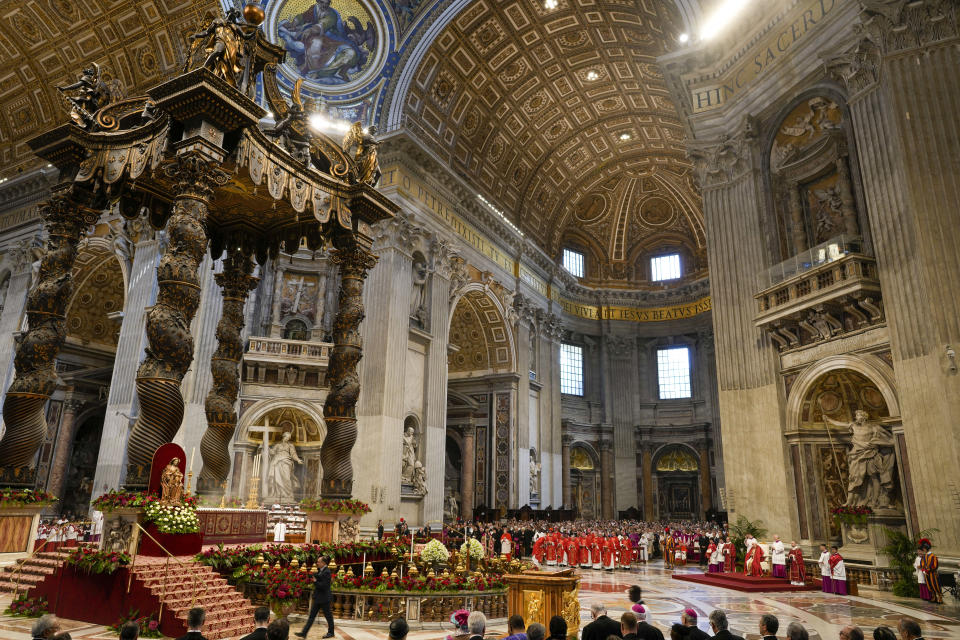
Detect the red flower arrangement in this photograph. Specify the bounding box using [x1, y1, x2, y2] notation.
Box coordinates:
[92, 489, 198, 511]
[831, 505, 873, 526]
[299, 498, 371, 515]
[4, 594, 48, 617]
[65, 547, 131, 575]
[0, 488, 56, 508]
[255, 565, 313, 605]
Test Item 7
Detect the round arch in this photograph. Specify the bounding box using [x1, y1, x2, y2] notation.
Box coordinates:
[785, 354, 900, 433]
[448, 284, 517, 375]
[236, 398, 328, 446]
[651, 443, 701, 472]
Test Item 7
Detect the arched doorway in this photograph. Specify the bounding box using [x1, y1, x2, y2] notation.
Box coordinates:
[446, 288, 516, 515]
[570, 444, 599, 519]
[652, 445, 700, 520]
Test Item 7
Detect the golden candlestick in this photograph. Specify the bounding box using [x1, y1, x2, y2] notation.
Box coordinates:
[246, 476, 260, 509]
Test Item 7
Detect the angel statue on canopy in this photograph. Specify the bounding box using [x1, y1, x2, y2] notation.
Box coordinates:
[269, 78, 313, 164]
[342, 121, 381, 186]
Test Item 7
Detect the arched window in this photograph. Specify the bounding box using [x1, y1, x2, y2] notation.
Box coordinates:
[283, 319, 310, 341]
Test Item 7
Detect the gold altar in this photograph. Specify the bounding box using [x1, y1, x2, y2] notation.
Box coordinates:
[504, 569, 580, 633]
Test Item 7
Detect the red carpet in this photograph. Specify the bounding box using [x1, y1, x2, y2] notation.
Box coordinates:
[671, 571, 818, 592]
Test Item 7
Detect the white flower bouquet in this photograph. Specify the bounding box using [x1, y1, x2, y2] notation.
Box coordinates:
[421, 538, 450, 564]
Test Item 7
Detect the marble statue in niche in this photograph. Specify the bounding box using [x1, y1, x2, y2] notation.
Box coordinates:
[401, 423, 418, 483]
[825, 410, 897, 509]
[410, 256, 428, 328]
[267, 431, 303, 503]
[412, 461, 427, 495]
[529, 449, 541, 496]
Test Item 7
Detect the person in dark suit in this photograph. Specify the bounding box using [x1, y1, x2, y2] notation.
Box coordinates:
[583, 603, 622, 640]
[623, 609, 664, 640]
[175, 608, 207, 640]
[548, 616, 568, 640]
[680, 609, 710, 640]
[377, 520, 384, 540]
[759, 615, 778, 640]
[698, 535, 710, 566]
[295, 555, 334, 638]
[119, 622, 140, 640]
[707, 610, 743, 640]
[241, 607, 271, 640]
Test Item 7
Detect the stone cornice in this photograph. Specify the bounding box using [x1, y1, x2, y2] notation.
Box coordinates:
[0, 167, 58, 212]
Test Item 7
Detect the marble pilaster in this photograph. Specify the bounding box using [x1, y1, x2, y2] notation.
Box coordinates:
[461, 422, 476, 519]
[598, 433, 614, 520]
[561, 434, 572, 509]
[92, 236, 162, 495]
[422, 242, 453, 523]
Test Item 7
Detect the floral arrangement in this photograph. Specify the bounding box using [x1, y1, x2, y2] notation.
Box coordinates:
[0, 488, 56, 508]
[65, 547, 131, 575]
[299, 498, 371, 515]
[460, 538, 484, 561]
[144, 501, 200, 534]
[92, 490, 199, 512]
[420, 539, 450, 565]
[196, 541, 404, 573]
[831, 505, 873, 525]
[4, 594, 48, 617]
[333, 572, 505, 594]
[260, 564, 313, 605]
[109, 609, 162, 638]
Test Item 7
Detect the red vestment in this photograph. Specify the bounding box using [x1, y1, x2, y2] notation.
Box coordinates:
[788, 547, 806, 583]
[745, 544, 764, 576]
[533, 537, 546, 564]
[722, 543, 735, 572]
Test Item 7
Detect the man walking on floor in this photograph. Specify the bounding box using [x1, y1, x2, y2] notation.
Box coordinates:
[296, 555, 334, 638]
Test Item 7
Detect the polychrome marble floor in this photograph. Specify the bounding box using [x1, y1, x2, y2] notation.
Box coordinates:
[0, 562, 957, 640]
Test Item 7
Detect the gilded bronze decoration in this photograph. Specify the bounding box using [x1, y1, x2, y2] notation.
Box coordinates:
[125, 154, 229, 479]
[56, 64, 116, 129]
[268, 79, 314, 164]
[186, 8, 255, 89]
[321, 239, 377, 498]
[0, 194, 98, 468]
[200, 249, 259, 493]
[342, 122, 382, 186]
[4, 6, 396, 497]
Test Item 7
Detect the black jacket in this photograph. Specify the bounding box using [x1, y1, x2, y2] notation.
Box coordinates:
[712, 630, 745, 640]
[313, 566, 332, 603]
[687, 627, 710, 640]
[583, 615, 622, 640]
[239, 629, 268, 640]
[636, 622, 665, 640]
[175, 633, 208, 640]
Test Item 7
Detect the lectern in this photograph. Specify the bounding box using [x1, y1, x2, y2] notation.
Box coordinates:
[504, 569, 580, 636]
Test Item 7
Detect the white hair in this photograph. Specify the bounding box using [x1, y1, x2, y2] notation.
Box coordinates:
[468, 611, 486, 635]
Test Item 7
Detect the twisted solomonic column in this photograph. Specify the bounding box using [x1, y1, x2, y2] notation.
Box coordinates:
[0, 195, 98, 468]
[320, 241, 377, 498]
[125, 154, 228, 485]
[199, 249, 258, 493]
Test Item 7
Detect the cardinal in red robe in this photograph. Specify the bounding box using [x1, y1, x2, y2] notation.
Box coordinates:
[722, 540, 735, 572]
[787, 542, 806, 585]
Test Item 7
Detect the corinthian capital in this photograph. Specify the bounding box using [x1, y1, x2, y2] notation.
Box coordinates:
[687, 115, 759, 188]
[162, 153, 229, 203]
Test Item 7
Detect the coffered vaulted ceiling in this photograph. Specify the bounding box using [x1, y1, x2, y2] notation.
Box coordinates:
[0, 0, 217, 176]
[402, 0, 704, 273]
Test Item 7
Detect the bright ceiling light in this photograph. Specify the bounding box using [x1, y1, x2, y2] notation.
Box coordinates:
[585, 70, 599, 81]
[619, 133, 631, 141]
[678, 33, 689, 43]
[266, 111, 274, 119]
[700, 0, 752, 41]
[544, 0, 557, 9]
[309, 112, 352, 133]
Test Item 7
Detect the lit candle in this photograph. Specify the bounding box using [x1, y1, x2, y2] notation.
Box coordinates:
[362, 552, 366, 574]
[190, 447, 195, 470]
